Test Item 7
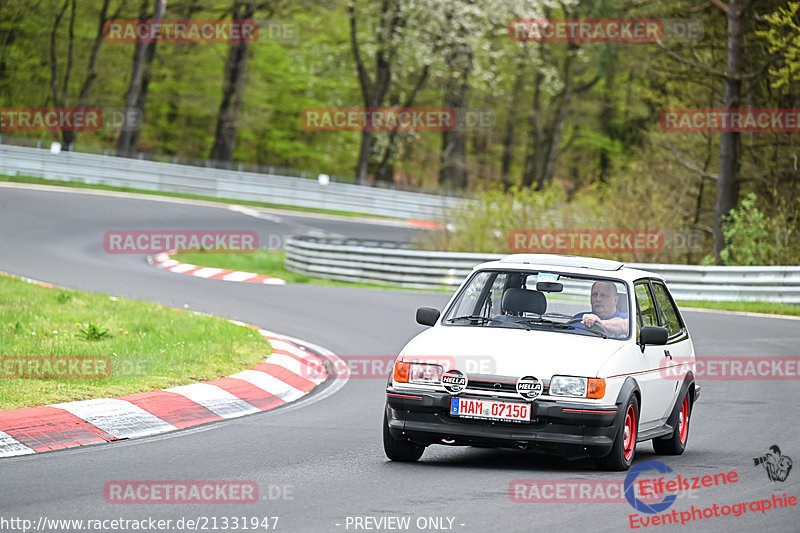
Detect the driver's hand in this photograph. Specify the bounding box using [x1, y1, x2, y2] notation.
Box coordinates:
[581, 314, 601, 327]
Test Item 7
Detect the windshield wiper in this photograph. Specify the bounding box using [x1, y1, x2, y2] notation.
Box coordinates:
[513, 318, 567, 332]
[447, 315, 503, 324]
[517, 317, 561, 326]
[517, 318, 608, 339]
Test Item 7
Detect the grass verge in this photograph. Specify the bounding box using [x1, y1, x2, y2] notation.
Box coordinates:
[676, 300, 800, 317]
[0, 173, 393, 220]
[0, 274, 272, 410]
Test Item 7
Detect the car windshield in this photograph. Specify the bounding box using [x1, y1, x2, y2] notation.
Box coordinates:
[443, 270, 631, 340]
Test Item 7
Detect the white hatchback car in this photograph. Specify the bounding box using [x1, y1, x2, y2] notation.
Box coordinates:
[384, 254, 699, 470]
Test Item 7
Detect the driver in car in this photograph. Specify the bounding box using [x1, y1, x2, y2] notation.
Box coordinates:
[572, 280, 629, 336]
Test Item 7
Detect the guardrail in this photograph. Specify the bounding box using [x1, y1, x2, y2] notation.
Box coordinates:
[0, 144, 471, 220]
[285, 237, 800, 303]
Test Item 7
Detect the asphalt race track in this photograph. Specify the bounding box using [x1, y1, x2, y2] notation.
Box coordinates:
[0, 184, 798, 533]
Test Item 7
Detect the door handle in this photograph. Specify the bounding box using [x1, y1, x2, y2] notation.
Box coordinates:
[664, 350, 672, 359]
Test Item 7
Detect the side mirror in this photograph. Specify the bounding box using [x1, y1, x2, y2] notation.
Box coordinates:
[640, 326, 668, 348]
[416, 307, 440, 327]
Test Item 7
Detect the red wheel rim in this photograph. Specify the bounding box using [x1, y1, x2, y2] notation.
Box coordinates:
[623, 404, 636, 461]
[678, 396, 689, 444]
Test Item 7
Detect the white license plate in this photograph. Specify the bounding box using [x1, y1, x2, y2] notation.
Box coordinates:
[450, 397, 530, 423]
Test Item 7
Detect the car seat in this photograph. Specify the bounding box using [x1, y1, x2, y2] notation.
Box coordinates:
[502, 288, 547, 316]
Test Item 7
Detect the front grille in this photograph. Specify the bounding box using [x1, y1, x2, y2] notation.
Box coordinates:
[465, 378, 550, 396]
[467, 379, 517, 393]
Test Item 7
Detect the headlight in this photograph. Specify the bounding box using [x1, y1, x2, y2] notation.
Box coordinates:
[550, 376, 587, 397]
[549, 376, 606, 399]
[409, 363, 443, 384]
[394, 361, 443, 385]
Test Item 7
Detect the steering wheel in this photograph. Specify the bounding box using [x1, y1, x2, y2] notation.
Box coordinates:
[566, 316, 610, 336]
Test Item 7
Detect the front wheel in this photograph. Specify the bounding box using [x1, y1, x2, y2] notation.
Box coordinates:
[383, 410, 424, 462]
[652, 393, 691, 455]
[597, 395, 639, 471]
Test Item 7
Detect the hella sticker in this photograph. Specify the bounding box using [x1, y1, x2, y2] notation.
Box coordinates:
[442, 370, 468, 395]
[516, 375, 543, 400]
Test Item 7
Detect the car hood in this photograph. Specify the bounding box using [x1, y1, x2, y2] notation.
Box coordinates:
[399, 325, 627, 379]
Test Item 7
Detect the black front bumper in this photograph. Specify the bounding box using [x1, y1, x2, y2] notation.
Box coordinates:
[386, 388, 622, 459]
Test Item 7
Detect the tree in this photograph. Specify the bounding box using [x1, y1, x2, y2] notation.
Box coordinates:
[209, 0, 256, 164]
[49, 0, 118, 149]
[521, 44, 598, 190]
[713, 0, 743, 257]
[517, 2, 600, 191]
[116, 0, 167, 157]
[162, 0, 203, 153]
[436, 1, 475, 190]
[348, 0, 441, 184]
[499, 51, 528, 188]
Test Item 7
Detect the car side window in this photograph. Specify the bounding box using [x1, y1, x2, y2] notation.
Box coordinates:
[652, 282, 682, 336]
[634, 283, 658, 330]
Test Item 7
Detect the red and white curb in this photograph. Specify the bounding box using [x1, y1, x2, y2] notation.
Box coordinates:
[407, 219, 445, 230]
[147, 251, 285, 285]
[0, 324, 329, 458]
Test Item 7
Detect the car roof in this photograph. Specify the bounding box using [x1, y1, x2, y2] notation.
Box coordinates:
[472, 254, 664, 283]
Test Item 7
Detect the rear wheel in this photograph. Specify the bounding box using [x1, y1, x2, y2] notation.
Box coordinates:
[653, 393, 691, 455]
[597, 395, 639, 471]
[383, 410, 424, 462]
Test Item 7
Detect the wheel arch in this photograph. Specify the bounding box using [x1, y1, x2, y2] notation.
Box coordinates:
[656, 372, 696, 441]
[613, 377, 641, 427]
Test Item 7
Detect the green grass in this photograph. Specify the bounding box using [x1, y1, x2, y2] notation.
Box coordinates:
[0, 173, 394, 220]
[172, 249, 448, 291]
[174, 250, 317, 285]
[0, 274, 272, 410]
[677, 300, 800, 317]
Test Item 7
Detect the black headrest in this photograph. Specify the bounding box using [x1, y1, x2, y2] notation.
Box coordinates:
[502, 288, 547, 315]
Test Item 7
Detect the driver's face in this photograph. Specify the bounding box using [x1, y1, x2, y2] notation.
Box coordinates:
[591, 281, 618, 319]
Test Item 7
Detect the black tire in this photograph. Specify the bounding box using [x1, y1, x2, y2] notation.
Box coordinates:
[653, 392, 691, 455]
[597, 395, 639, 471]
[383, 410, 424, 462]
